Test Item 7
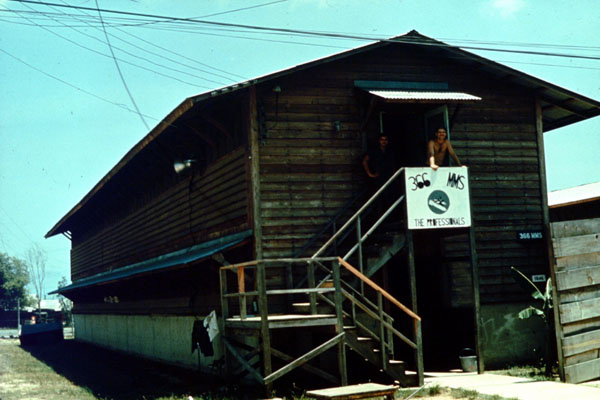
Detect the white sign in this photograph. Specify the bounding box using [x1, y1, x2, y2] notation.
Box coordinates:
[405, 167, 471, 230]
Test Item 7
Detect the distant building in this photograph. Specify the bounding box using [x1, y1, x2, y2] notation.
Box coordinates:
[548, 182, 600, 222]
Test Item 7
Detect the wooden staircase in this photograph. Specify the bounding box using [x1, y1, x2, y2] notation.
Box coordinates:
[218, 167, 424, 389]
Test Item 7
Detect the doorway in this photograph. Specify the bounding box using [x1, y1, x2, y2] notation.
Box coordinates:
[379, 104, 450, 168]
[385, 228, 476, 372]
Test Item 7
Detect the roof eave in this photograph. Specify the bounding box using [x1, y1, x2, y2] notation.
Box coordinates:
[45, 97, 196, 238]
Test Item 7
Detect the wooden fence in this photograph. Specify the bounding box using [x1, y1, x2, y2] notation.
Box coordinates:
[551, 217, 600, 383]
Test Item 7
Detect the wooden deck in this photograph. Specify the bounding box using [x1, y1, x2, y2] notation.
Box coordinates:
[225, 313, 337, 329]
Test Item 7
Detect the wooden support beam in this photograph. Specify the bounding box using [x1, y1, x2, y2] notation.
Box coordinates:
[405, 228, 423, 386]
[271, 347, 338, 384]
[202, 114, 233, 141]
[256, 261, 272, 379]
[263, 332, 345, 385]
[247, 86, 263, 260]
[188, 125, 218, 159]
[469, 224, 483, 374]
[333, 261, 348, 386]
[223, 338, 264, 384]
[538, 95, 566, 381]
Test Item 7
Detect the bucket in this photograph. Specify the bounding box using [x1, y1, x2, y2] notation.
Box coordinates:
[459, 348, 477, 372]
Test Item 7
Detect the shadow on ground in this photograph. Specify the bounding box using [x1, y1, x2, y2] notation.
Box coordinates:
[21, 339, 244, 400]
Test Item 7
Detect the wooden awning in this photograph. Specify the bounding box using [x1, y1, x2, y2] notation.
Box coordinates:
[49, 229, 251, 295]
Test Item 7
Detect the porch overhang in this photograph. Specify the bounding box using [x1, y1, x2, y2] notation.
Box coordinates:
[50, 229, 252, 295]
[367, 89, 482, 103]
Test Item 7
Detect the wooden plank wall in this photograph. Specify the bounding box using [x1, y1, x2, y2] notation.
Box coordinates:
[256, 44, 547, 303]
[551, 217, 600, 383]
[71, 147, 249, 280]
[258, 85, 363, 259]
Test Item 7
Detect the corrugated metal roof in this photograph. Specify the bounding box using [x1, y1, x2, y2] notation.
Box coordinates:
[548, 182, 600, 208]
[49, 229, 252, 295]
[368, 90, 482, 101]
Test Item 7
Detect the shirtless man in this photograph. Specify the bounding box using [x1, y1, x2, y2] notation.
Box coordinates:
[427, 127, 464, 171]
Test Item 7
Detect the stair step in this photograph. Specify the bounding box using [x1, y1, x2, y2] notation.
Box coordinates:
[291, 302, 331, 314]
[357, 336, 374, 342]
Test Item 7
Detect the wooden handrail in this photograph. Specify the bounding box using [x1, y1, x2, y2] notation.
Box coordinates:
[312, 167, 405, 258]
[338, 257, 421, 321]
[220, 257, 338, 271]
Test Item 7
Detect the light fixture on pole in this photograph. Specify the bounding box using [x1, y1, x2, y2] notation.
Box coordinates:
[173, 159, 197, 174]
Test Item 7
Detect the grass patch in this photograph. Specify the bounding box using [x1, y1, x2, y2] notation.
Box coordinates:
[1, 339, 523, 400]
[396, 384, 517, 400]
[490, 365, 559, 381]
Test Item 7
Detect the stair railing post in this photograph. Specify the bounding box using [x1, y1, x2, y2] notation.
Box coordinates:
[238, 266, 247, 320]
[356, 216, 365, 296]
[414, 318, 424, 386]
[377, 291, 388, 370]
[332, 220, 338, 255]
[219, 266, 230, 377]
[387, 314, 394, 359]
[307, 260, 317, 315]
[256, 260, 272, 382]
[333, 259, 348, 385]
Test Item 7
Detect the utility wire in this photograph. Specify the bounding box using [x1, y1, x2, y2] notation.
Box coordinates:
[0, 47, 159, 120]
[7, 0, 600, 61]
[1, 5, 211, 88]
[56, 0, 248, 81]
[18, 3, 229, 85]
[95, 0, 148, 130]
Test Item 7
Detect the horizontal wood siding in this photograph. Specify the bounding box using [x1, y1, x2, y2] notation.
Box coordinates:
[257, 44, 546, 303]
[258, 82, 362, 258]
[71, 147, 249, 280]
[551, 217, 600, 383]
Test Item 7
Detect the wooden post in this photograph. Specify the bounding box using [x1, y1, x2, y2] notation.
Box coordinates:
[406, 228, 423, 385]
[333, 260, 348, 385]
[536, 96, 565, 381]
[356, 217, 365, 295]
[256, 260, 272, 384]
[247, 86, 263, 260]
[468, 225, 484, 373]
[219, 267, 230, 376]
[308, 260, 317, 315]
[378, 291, 387, 369]
[238, 266, 247, 319]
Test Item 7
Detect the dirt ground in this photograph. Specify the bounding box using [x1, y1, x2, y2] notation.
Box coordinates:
[0, 338, 506, 400]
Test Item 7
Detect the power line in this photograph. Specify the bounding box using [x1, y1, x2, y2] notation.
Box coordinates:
[94, 0, 149, 130]
[0, 47, 160, 120]
[1, 5, 212, 88]
[56, 0, 249, 81]
[14, 2, 230, 86]
[7, 0, 600, 61]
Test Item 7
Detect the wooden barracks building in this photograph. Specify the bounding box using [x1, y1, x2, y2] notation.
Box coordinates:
[49, 31, 600, 387]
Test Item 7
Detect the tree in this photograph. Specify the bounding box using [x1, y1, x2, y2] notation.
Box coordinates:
[0, 252, 31, 310]
[57, 276, 73, 326]
[26, 244, 47, 314]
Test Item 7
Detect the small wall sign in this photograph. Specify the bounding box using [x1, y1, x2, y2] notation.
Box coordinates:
[532, 274, 547, 283]
[517, 231, 543, 241]
[405, 167, 471, 230]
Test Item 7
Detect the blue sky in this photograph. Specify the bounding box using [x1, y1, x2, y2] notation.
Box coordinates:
[1, 0, 599, 294]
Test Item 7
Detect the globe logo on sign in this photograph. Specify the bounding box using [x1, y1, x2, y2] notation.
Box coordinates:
[427, 190, 450, 214]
